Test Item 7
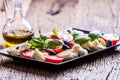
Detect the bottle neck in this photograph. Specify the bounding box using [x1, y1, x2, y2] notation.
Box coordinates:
[13, 0, 23, 19]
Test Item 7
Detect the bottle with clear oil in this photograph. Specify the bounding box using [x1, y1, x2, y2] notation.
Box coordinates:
[2, 0, 34, 47]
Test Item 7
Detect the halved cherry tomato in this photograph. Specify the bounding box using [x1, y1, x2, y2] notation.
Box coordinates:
[45, 56, 63, 63]
[53, 46, 63, 54]
[68, 40, 74, 48]
[45, 48, 56, 55]
[46, 46, 63, 54]
[50, 34, 60, 39]
[102, 33, 119, 45]
[21, 49, 34, 59]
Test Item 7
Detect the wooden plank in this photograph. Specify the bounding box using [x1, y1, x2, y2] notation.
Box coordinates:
[0, 0, 120, 80]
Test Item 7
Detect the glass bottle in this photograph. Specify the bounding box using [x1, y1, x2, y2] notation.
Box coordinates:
[2, 0, 34, 47]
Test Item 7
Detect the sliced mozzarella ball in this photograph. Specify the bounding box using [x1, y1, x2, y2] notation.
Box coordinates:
[91, 40, 106, 50]
[19, 42, 31, 51]
[8, 49, 21, 56]
[71, 43, 88, 55]
[57, 49, 78, 60]
[102, 33, 119, 40]
[58, 31, 73, 41]
[33, 49, 45, 61]
[81, 41, 92, 50]
[72, 30, 84, 35]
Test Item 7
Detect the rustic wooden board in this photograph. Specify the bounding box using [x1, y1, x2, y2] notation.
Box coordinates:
[0, 0, 120, 80]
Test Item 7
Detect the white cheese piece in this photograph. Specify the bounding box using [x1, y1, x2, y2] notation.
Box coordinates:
[57, 49, 78, 60]
[33, 49, 45, 61]
[58, 31, 73, 41]
[8, 49, 21, 56]
[71, 43, 88, 55]
[91, 40, 106, 50]
[81, 41, 92, 50]
[19, 42, 31, 51]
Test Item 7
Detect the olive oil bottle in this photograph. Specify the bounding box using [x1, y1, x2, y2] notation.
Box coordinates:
[2, 0, 34, 46]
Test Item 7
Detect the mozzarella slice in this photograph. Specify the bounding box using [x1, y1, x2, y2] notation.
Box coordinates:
[71, 44, 88, 55]
[33, 49, 45, 61]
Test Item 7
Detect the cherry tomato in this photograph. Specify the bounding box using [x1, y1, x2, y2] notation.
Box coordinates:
[21, 49, 34, 59]
[46, 46, 63, 54]
[45, 49, 56, 55]
[69, 40, 74, 48]
[102, 33, 119, 45]
[50, 34, 60, 39]
[45, 56, 63, 63]
[53, 46, 63, 54]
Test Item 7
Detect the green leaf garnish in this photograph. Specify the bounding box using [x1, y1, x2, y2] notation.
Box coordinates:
[28, 34, 49, 51]
[53, 28, 58, 36]
[75, 35, 90, 44]
[88, 30, 102, 41]
[47, 39, 63, 49]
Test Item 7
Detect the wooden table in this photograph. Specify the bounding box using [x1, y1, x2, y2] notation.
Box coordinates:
[0, 0, 120, 80]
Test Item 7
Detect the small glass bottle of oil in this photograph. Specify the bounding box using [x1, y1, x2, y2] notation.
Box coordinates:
[2, 0, 34, 47]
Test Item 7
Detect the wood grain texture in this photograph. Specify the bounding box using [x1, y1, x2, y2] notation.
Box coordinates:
[0, 0, 120, 80]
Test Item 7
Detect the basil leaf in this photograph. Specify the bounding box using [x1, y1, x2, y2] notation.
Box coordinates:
[88, 31, 102, 41]
[72, 32, 79, 40]
[28, 34, 49, 51]
[47, 40, 63, 49]
[40, 34, 49, 41]
[75, 35, 90, 44]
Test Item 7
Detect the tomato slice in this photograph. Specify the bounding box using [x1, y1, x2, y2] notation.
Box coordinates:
[46, 46, 63, 54]
[68, 40, 74, 48]
[45, 56, 63, 63]
[50, 34, 60, 39]
[53, 46, 63, 54]
[21, 49, 34, 59]
[102, 33, 119, 45]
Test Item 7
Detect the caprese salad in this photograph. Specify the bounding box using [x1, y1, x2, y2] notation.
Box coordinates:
[8, 28, 120, 63]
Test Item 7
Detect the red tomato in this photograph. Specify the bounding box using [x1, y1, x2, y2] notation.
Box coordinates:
[53, 46, 63, 54]
[45, 48, 52, 53]
[21, 49, 34, 59]
[50, 34, 60, 39]
[69, 40, 74, 48]
[102, 33, 119, 45]
[46, 46, 63, 54]
[45, 56, 63, 63]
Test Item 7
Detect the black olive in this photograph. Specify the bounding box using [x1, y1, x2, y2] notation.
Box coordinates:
[16, 46, 19, 49]
[66, 30, 71, 33]
[64, 41, 69, 45]
[106, 40, 112, 47]
[49, 50, 56, 55]
[62, 44, 70, 50]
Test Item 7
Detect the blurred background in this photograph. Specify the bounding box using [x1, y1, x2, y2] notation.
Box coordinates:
[0, 0, 120, 44]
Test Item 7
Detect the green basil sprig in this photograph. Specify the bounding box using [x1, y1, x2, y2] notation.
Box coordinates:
[28, 34, 49, 51]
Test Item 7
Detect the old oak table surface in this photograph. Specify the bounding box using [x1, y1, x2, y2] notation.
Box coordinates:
[0, 0, 120, 80]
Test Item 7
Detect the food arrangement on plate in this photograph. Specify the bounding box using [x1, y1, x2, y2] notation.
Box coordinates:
[7, 28, 120, 63]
